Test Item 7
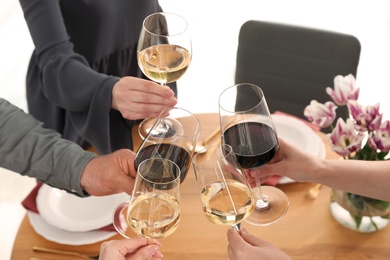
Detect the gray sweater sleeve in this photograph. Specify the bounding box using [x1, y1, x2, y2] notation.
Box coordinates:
[0, 98, 97, 196]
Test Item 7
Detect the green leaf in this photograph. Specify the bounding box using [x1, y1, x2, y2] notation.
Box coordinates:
[364, 197, 390, 211]
[381, 213, 390, 220]
[351, 214, 363, 229]
[348, 193, 365, 211]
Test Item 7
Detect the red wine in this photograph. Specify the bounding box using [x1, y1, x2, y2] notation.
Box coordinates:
[223, 122, 278, 169]
[136, 144, 191, 183]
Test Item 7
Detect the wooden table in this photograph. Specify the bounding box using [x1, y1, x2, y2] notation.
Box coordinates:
[11, 113, 390, 259]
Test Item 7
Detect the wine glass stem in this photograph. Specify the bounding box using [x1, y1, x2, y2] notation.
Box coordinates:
[255, 177, 269, 210]
[232, 223, 241, 231]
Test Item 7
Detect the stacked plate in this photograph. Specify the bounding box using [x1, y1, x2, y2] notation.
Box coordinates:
[272, 114, 326, 184]
[28, 184, 128, 245]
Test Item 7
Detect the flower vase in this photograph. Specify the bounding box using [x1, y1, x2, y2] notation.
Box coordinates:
[330, 188, 390, 232]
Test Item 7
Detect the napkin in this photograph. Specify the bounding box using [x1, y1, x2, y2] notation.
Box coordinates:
[22, 182, 116, 232]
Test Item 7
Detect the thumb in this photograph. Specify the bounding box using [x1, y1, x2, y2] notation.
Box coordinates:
[240, 228, 266, 246]
[227, 228, 245, 248]
[130, 244, 163, 260]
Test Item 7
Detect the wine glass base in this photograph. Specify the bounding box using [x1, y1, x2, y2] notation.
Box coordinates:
[138, 117, 183, 140]
[113, 202, 132, 239]
[245, 186, 289, 226]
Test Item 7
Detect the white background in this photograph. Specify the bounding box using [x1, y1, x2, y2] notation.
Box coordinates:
[1, 0, 390, 259]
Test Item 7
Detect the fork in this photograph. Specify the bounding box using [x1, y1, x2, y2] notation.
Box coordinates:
[32, 246, 99, 260]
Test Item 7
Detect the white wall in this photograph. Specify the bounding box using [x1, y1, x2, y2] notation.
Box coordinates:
[2, 0, 390, 118]
[159, 0, 390, 119]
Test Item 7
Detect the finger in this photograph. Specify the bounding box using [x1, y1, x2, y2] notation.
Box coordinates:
[227, 227, 244, 248]
[123, 78, 175, 98]
[147, 238, 161, 247]
[240, 227, 266, 246]
[130, 244, 163, 260]
[227, 228, 247, 260]
[131, 102, 176, 115]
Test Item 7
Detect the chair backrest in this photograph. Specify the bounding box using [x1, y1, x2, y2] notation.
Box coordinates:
[235, 20, 361, 131]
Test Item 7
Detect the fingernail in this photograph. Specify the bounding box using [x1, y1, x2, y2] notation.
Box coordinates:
[149, 245, 159, 253]
[242, 227, 248, 233]
[155, 251, 163, 258]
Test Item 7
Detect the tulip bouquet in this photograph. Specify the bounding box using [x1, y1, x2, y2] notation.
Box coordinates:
[303, 74, 390, 232]
[304, 74, 390, 160]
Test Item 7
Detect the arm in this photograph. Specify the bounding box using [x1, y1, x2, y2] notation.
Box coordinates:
[256, 138, 390, 201]
[19, 0, 115, 111]
[19, 0, 177, 154]
[0, 98, 95, 196]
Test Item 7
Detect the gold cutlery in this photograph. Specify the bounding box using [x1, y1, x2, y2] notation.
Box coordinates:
[32, 246, 99, 260]
[306, 183, 323, 199]
[193, 126, 221, 153]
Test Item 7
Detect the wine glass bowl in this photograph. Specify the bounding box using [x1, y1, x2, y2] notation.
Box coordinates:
[136, 107, 200, 183]
[137, 12, 192, 139]
[113, 158, 181, 239]
[192, 144, 255, 231]
[137, 12, 192, 86]
[219, 83, 289, 226]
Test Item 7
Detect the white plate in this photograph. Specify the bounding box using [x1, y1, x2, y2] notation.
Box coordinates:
[28, 211, 117, 245]
[37, 184, 128, 232]
[272, 114, 326, 184]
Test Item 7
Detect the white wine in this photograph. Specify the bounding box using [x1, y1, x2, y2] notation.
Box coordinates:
[200, 180, 255, 226]
[128, 192, 180, 238]
[138, 44, 191, 84]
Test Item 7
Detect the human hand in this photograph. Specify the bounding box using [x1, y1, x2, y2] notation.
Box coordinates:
[99, 238, 163, 260]
[80, 149, 136, 196]
[112, 76, 177, 120]
[245, 138, 320, 185]
[227, 227, 291, 260]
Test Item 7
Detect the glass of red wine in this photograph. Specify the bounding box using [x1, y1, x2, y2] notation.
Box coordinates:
[218, 83, 289, 226]
[136, 107, 200, 183]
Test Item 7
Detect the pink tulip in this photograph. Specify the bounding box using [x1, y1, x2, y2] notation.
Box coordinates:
[348, 101, 382, 131]
[326, 74, 360, 106]
[304, 100, 337, 128]
[327, 118, 365, 157]
[368, 120, 390, 152]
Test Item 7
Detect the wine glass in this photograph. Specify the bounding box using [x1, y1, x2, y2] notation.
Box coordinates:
[113, 158, 181, 239]
[218, 83, 289, 226]
[136, 107, 200, 183]
[192, 144, 255, 231]
[137, 12, 192, 138]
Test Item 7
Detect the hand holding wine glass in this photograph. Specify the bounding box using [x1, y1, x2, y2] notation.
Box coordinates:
[192, 144, 255, 231]
[113, 158, 181, 239]
[219, 83, 289, 226]
[137, 12, 192, 136]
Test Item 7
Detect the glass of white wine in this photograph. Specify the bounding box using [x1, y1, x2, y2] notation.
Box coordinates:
[192, 144, 255, 231]
[137, 12, 192, 138]
[113, 158, 181, 239]
[137, 12, 191, 86]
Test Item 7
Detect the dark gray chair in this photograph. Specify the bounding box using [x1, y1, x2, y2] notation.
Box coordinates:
[235, 20, 361, 131]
